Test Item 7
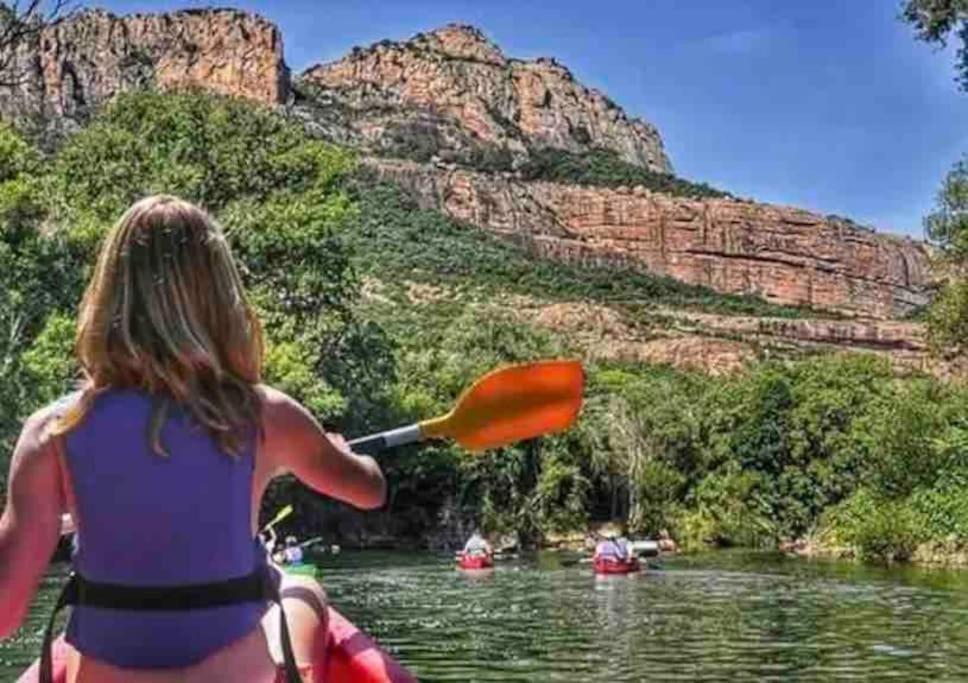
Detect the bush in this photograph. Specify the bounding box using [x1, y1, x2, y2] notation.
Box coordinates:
[519, 147, 731, 199]
[823, 489, 921, 562]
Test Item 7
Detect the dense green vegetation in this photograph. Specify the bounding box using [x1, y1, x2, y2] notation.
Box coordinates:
[925, 157, 968, 357]
[518, 147, 731, 199]
[1, 91, 966, 565]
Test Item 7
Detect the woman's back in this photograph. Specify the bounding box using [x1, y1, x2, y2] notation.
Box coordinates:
[63, 390, 266, 669]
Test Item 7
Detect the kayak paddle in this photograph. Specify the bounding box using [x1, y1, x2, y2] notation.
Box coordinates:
[262, 504, 293, 533]
[348, 360, 584, 455]
[299, 536, 325, 548]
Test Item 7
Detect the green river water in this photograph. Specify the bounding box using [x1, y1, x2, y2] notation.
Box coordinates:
[4, 550, 968, 681]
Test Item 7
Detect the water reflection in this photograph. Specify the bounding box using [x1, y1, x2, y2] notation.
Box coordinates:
[4, 551, 968, 681]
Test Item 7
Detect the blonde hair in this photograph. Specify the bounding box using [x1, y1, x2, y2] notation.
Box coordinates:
[55, 195, 264, 455]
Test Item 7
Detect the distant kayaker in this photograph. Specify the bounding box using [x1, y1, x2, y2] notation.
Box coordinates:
[283, 536, 305, 565]
[0, 195, 387, 683]
[462, 529, 493, 557]
[595, 535, 632, 562]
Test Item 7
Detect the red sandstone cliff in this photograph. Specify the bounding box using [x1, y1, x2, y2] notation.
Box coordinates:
[0, 8, 287, 124]
[369, 159, 933, 318]
[297, 24, 671, 173]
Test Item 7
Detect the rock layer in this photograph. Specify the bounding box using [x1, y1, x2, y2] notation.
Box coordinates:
[370, 159, 933, 318]
[0, 8, 287, 125]
[515, 299, 960, 379]
[298, 24, 671, 172]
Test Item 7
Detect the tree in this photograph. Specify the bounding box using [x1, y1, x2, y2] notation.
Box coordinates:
[925, 158, 968, 355]
[900, 0, 968, 91]
[0, 1, 72, 87]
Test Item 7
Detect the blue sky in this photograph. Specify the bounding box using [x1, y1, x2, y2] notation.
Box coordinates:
[95, 0, 965, 238]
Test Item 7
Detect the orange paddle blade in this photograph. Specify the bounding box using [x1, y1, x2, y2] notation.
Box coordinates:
[421, 360, 584, 452]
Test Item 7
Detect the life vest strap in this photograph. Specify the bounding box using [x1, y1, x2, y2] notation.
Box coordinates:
[40, 568, 302, 683]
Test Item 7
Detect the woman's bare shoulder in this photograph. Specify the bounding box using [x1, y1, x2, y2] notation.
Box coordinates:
[255, 385, 320, 439]
[256, 385, 308, 419]
[15, 392, 81, 456]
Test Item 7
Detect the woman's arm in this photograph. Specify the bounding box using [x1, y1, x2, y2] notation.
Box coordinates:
[258, 386, 386, 510]
[0, 408, 64, 639]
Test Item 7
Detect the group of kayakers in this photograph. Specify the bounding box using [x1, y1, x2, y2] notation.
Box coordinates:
[454, 527, 677, 574]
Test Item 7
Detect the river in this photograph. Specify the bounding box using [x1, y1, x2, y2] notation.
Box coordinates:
[4, 550, 968, 681]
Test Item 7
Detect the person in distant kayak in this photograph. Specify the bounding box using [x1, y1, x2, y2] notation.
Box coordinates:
[283, 536, 304, 565]
[594, 535, 632, 563]
[0, 195, 387, 683]
[462, 529, 492, 557]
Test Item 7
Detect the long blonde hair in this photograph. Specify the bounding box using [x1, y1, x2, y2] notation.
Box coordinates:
[55, 195, 264, 455]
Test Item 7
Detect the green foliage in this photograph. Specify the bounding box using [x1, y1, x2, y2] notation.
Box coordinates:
[19, 314, 78, 405]
[924, 158, 968, 258]
[925, 158, 968, 356]
[519, 147, 731, 199]
[49, 90, 354, 223]
[263, 340, 347, 420]
[0, 123, 39, 183]
[679, 463, 773, 550]
[901, 0, 968, 91]
[824, 489, 921, 562]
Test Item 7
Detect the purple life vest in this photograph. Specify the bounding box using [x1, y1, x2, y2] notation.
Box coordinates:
[60, 390, 268, 669]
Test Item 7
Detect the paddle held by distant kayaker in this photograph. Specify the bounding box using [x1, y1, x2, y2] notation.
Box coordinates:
[0, 195, 387, 683]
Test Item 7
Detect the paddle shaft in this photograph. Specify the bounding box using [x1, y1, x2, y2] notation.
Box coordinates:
[348, 424, 422, 455]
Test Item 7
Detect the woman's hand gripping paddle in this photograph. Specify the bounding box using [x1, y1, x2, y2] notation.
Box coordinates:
[348, 360, 584, 455]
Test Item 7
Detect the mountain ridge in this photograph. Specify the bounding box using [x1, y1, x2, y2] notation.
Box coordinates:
[0, 6, 936, 327]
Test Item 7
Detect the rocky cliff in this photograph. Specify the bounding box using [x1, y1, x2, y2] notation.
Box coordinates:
[297, 24, 671, 173]
[370, 159, 932, 318]
[0, 8, 287, 126]
[0, 7, 941, 344]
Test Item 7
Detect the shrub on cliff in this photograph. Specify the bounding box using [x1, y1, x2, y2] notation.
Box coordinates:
[519, 147, 731, 199]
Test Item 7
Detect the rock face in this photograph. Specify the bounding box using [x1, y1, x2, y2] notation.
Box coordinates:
[371, 159, 933, 318]
[0, 8, 287, 125]
[297, 24, 671, 172]
[0, 7, 939, 329]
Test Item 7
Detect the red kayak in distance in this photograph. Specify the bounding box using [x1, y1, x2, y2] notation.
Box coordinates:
[593, 556, 641, 575]
[457, 553, 494, 570]
[17, 606, 414, 683]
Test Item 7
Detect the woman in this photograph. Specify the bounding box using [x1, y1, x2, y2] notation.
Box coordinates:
[0, 195, 386, 682]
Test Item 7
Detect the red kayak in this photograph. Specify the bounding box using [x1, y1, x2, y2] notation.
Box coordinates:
[17, 606, 414, 683]
[457, 553, 494, 570]
[593, 556, 641, 575]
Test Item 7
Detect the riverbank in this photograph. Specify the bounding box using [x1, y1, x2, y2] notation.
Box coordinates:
[785, 537, 968, 568]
